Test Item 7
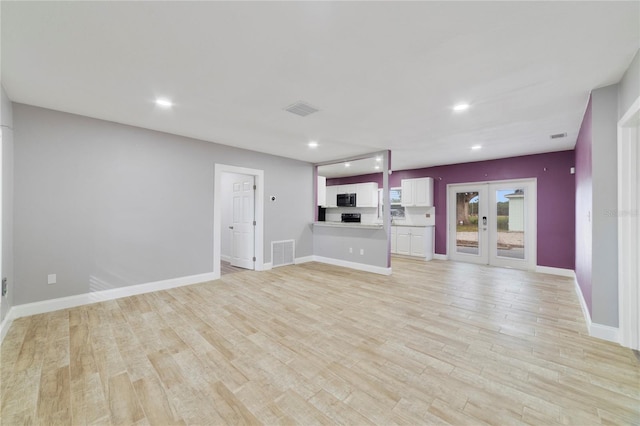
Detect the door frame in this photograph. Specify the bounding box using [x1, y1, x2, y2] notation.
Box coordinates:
[213, 164, 264, 279]
[618, 95, 640, 350]
[447, 178, 537, 271]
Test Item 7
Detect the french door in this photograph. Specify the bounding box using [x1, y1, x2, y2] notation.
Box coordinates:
[447, 179, 536, 270]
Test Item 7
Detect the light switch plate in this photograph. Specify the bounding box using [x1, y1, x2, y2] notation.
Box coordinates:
[47, 274, 56, 285]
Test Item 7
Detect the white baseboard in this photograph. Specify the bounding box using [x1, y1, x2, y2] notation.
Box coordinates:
[535, 265, 576, 278]
[574, 276, 592, 333]
[590, 323, 620, 343]
[294, 256, 314, 264]
[6, 271, 217, 326]
[221, 254, 231, 263]
[433, 254, 448, 261]
[0, 311, 15, 343]
[261, 262, 272, 271]
[573, 276, 620, 344]
[313, 256, 392, 276]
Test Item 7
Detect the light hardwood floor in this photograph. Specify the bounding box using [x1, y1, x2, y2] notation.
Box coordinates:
[221, 261, 248, 276]
[1, 257, 639, 425]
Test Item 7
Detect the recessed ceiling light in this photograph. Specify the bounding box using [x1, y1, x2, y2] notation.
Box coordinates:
[375, 165, 380, 170]
[376, 156, 382, 162]
[155, 98, 173, 108]
[471, 145, 482, 150]
[308, 141, 318, 148]
[345, 162, 351, 168]
[453, 103, 470, 112]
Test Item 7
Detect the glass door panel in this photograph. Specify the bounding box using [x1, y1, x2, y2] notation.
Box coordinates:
[455, 191, 480, 255]
[449, 180, 536, 270]
[495, 188, 525, 260]
[449, 186, 488, 264]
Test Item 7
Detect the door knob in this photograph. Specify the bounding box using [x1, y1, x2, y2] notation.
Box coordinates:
[229, 226, 234, 230]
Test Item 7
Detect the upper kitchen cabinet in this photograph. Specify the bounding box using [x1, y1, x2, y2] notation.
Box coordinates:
[401, 177, 434, 207]
[355, 182, 378, 207]
[326, 185, 338, 208]
[317, 175, 327, 207]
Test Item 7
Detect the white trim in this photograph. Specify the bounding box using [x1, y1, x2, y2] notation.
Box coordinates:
[433, 253, 448, 261]
[262, 262, 273, 271]
[294, 255, 315, 264]
[574, 275, 620, 344]
[535, 265, 576, 278]
[590, 323, 621, 343]
[574, 276, 592, 332]
[0, 271, 217, 343]
[214, 164, 264, 280]
[313, 255, 392, 276]
[0, 310, 14, 342]
[221, 254, 231, 263]
[617, 94, 640, 351]
[12, 272, 217, 320]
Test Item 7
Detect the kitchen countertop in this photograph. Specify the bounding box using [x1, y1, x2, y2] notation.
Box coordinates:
[313, 221, 384, 229]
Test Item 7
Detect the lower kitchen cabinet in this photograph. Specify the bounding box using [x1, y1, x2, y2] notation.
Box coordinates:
[391, 226, 433, 259]
[391, 226, 397, 253]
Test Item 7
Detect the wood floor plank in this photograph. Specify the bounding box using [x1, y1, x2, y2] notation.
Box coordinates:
[1, 257, 639, 425]
[108, 371, 145, 426]
[133, 375, 185, 425]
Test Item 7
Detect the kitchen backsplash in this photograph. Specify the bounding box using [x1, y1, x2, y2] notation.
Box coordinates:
[325, 206, 434, 226]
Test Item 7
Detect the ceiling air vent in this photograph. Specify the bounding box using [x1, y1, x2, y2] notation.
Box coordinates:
[284, 101, 319, 117]
[550, 132, 568, 139]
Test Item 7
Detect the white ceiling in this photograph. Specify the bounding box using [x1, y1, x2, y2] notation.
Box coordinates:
[2, 2, 639, 177]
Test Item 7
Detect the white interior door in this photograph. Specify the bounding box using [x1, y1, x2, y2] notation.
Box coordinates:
[448, 179, 536, 270]
[230, 175, 255, 270]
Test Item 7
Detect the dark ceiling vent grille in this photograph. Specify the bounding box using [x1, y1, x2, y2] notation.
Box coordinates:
[550, 132, 568, 139]
[284, 101, 319, 117]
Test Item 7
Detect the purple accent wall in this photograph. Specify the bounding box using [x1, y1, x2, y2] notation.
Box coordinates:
[327, 172, 383, 187]
[575, 97, 593, 315]
[331, 151, 576, 270]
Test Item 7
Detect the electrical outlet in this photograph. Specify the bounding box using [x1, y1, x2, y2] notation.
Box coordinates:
[360, 249, 364, 255]
[1, 278, 7, 297]
[349, 247, 353, 253]
[47, 274, 56, 285]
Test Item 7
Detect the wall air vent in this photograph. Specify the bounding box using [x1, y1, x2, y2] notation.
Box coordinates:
[272, 240, 295, 267]
[550, 132, 568, 139]
[284, 101, 320, 117]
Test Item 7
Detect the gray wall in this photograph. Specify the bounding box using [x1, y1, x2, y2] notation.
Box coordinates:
[619, 49, 640, 119]
[313, 226, 388, 268]
[13, 104, 313, 305]
[590, 85, 619, 327]
[1, 87, 14, 322]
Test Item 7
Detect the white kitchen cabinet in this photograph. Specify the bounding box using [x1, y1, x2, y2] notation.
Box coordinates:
[317, 176, 327, 207]
[410, 229, 426, 257]
[395, 227, 411, 255]
[390, 226, 397, 253]
[341, 184, 356, 194]
[401, 177, 434, 207]
[326, 185, 338, 208]
[356, 182, 378, 207]
[390, 226, 433, 259]
[400, 180, 414, 206]
[414, 178, 433, 206]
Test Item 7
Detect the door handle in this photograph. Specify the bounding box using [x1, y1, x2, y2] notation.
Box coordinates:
[482, 216, 487, 225]
[229, 226, 234, 230]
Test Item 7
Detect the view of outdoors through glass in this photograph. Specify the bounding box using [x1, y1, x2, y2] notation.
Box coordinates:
[455, 189, 525, 260]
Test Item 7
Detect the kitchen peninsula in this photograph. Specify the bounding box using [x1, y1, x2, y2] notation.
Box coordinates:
[313, 155, 434, 275]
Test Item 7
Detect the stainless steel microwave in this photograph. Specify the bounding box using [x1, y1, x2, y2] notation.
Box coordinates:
[337, 193, 356, 207]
